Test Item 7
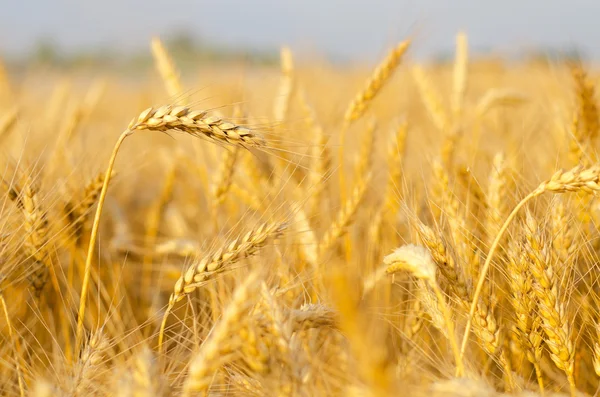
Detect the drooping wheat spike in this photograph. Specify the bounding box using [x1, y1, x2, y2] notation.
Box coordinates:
[212, 147, 240, 207]
[128, 105, 266, 147]
[319, 174, 369, 256]
[273, 46, 295, 123]
[535, 164, 600, 193]
[452, 31, 469, 120]
[182, 272, 259, 396]
[158, 222, 286, 352]
[344, 40, 410, 122]
[151, 37, 185, 102]
[412, 65, 450, 132]
[523, 211, 576, 394]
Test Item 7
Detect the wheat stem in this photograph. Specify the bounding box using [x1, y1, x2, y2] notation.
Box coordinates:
[1, 293, 25, 397]
[76, 130, 130, 353]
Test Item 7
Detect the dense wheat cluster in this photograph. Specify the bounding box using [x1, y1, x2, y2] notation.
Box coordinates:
[1, 32, 600, 396]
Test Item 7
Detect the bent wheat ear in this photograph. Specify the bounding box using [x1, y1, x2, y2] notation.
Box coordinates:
[128, 105, 265, 147]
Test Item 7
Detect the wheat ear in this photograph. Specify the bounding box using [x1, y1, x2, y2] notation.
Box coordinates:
[339, 40, 410, 203]
[151, 37, 185, 101]
[158, 222, 286, 352]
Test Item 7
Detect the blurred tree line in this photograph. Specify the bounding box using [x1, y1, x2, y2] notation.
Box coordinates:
[16, 31, 279, 70]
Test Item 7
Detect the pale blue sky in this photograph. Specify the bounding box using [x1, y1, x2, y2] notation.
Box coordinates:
[1, 0, 599, 60]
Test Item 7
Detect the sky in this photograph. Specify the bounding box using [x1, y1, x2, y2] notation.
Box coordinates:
[2, 0, 600, 61]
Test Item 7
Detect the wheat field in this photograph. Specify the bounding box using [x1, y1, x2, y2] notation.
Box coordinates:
[0, 33, 598, 396]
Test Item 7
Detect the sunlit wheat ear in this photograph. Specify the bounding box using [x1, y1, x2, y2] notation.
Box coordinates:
[158, 222, 286, 353]
[318, 173, 369, 257]
[462, 163, 600, 363]
[6, 177, 53, 296]
[128, 105, 266, 147]
[76, 104, 268, 355]
[344, 40, 411, 123]
[382, 244, 464, 376]
[339, 40, 410, 202]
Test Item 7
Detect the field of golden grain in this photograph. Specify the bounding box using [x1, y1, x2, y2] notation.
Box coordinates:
[0, 33, 598, 396]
